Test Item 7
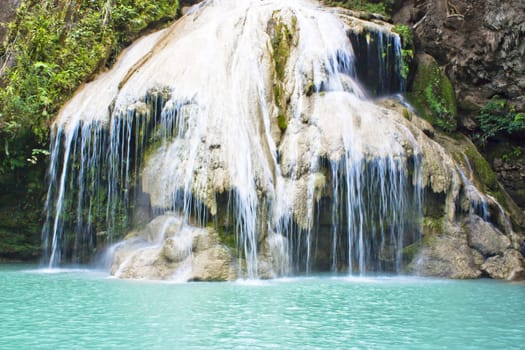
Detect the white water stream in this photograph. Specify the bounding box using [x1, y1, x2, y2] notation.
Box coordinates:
[42, 0, 506, 279]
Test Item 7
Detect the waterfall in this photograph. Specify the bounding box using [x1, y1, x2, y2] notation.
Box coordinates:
[43, 0, 425, 277]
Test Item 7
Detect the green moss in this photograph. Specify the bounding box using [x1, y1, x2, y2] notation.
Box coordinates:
[270, 14, 295, 133]
[464, 145, 498, 191]
[408, 57, 457, 133]
[271, 19, 292, 82]
[423, 216, 445, 236]
[278, 114, 288, 131]
[402, 107, 411, 120]
[216, 226, 236, 250]
[402, 242, 420, 263]
[492, 189, 508, 211]
[305, 81, 315, 97]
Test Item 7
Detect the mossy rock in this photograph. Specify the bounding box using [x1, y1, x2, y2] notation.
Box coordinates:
[463, 145, 498, 191]
[216, 226, 236, 250]
[270, 13, 296, 133]
[408, 54, 457, 133]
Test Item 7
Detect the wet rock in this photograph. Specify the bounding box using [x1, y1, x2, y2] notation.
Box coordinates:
[470, 248, 485, 266]
[413, 227, 482, 279]
[481, 250, 525, 280]
[466, 216, 511, 256]
[110, 214, 238, 281]
[162, 235, 193, 262]
[191, 245, 236, 281]
[144, 215, 182, 243]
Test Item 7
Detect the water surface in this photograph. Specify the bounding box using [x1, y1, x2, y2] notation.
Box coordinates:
[1, 264, 523, 349]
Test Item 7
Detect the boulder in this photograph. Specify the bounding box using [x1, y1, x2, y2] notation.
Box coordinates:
[481, 249, 525, 280]
[143, 215, 182, 243]
[110, 214, 238, 281]
[413, 231, 482, 279]
[191, 245, 236, 281]
[466, 216, 511, 256]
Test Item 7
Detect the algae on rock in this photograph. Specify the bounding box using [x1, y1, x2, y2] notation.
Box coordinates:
[408, 53, 457, 132]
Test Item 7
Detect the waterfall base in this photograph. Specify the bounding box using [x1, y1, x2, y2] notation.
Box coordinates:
[110, 215, 240, 281]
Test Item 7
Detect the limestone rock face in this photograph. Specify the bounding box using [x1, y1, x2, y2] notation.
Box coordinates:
[467, 216, 511, 256]
[110, 214, 237, 281]
[413, 214, 525, 280]
[481, 250, 525, 280]
[395, 0, 525, 111]
[414, 227, 482, 279]
[191, 244, 237, 281]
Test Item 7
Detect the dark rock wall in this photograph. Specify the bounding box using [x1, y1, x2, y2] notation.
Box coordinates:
[396, 0, 525, 111]
[395, 0, 525, 211]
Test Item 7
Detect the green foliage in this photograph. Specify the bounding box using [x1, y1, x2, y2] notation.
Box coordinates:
[474, 97, 525, 146]
[399, 49, 413, 80]
[0, 0, 178, 259]
[408, 58, 457, 133]
[0, 0, 179, 177]
[501, 147, 522, 163]
[323, 0, 393, 17]
[392, 24, 413, 46]
[392, 24, 414, 80]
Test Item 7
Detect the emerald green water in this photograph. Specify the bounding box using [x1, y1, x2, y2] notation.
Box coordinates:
[1, 264, 524, 349]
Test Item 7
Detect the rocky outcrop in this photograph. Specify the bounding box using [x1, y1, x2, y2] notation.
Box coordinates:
[110, 215, 237, 281]
[481, 250, 525, 280]
[467, 216, 511, 256]
[491, 150, 525, 209]
[413, 215, 525, 280]
[395, 0, 525, 112]
[414, 229, 482, 279]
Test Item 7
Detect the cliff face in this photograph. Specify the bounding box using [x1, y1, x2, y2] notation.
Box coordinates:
[394, 0, 525, 212]
[396, 0, 525, 112]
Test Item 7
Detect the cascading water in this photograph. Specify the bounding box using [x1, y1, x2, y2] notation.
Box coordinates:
[42, 0, 509, 280]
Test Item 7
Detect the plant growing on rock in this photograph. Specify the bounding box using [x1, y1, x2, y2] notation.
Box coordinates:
[392, 24, 414, 80]
[408, 56, 457, 133]
[474, 97, 525, 146]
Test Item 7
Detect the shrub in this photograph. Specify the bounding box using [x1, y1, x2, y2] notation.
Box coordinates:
[475, 97, 525, 145]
